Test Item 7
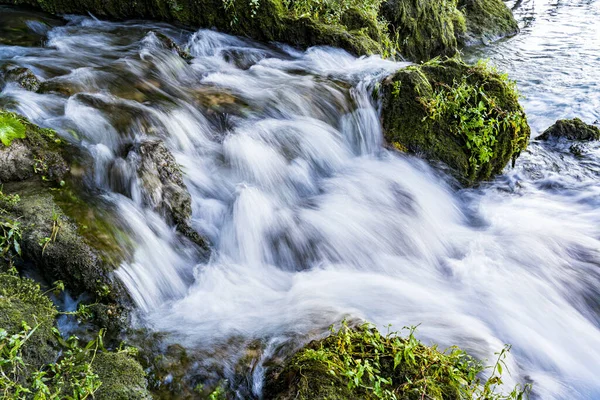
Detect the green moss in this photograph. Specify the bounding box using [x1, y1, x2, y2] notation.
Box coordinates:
[0, 273, 58, 376]
[265, 321, 531, 400]
[380, 57, 530, 184]
[457, 0, 519, 44]
[93, 351, 151, 400]
[536, 118, 600, 141]
[381, 0, 466, 62]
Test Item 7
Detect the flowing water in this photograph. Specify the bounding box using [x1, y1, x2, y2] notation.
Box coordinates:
[1, 1, 600, 398]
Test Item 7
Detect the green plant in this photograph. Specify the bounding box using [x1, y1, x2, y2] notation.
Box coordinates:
[0, 218, 22, 269]
[0, 323, 104, 399]
[292, 321, 530, 400]
[421, 61, 527, 176]
[0, 114, 26, 147]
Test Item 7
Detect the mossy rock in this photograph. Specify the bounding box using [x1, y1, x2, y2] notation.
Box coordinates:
[458, 0, 519, 44]
[264, 321, 528, 400]
[380, 57, 530, 184]
[93, 351, 152, 400]
[380, 0, 466, 62]
[0, 110, 68, 184]
[536, 118, 600, 141]
[2, 180, 128, 304]
[0, 274, 58, 377]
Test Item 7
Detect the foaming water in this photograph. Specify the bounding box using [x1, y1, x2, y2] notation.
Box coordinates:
[1, 3, 600, 398]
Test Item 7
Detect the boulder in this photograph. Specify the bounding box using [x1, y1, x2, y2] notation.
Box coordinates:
[380, 0, 466, 62]
[536, 118, 600, 141]
[93, 351, 152, 400]
[458, 0, 519, 44]
[380, 58, 530, 183]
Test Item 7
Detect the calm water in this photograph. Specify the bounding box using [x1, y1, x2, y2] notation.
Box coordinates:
[1, 1, 600, 398]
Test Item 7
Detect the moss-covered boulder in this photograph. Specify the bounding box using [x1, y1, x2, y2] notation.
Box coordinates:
[380, 0, 466, 62]
[93, 351, 152, 400]
[458, 0, 519, 44]
[380, 58, 530, 183]
[265, 321, 529, 400]
[0, 274, 58, 375]
[536, 118, 600, 141]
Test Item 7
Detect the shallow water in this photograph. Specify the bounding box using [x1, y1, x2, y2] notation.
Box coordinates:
[1, 1, 600, 398]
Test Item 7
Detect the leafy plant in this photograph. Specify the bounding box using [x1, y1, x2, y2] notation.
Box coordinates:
[421, 61, 527, 176]
[0, 114, 26, 147]
[0, 218, 22, 269]
[293, 321, 531, 400]
[0, 323, 104, 399]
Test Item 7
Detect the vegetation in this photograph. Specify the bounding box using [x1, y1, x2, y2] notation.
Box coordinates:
[380, 57, 530, 183]
[0, 273, 150, 399]
[0, 0, 518, 60]
[0, 113, 26, 147]
[266, 321, 531, 400]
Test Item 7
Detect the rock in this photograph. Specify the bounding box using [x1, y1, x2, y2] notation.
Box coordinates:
[458, 0, 519, 44]
[380, 0, 467, 62]
[0, 64, 42, 92]
[93, 352, 152, 400]
[536, 118, 600, 141]
[0, 110, 69, 184]
[380, 57, 530, 184]
[134, 139, 191, 228]
[153, 31, 193, 61]
[0, 140, 35, 182]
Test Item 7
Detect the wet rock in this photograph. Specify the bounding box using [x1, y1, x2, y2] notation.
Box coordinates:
[3, 181, 127, 303]
[134, 139, 191, 227]
[380, 57, 530, 184]
[153, 31, 193, 61]
[0, 110, 68, 184]
[536, 118, 600, 141]
[0, 64, 42, 92]
[458, 0, 519, 44]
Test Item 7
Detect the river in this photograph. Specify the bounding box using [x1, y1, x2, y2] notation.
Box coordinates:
[1, 1, 600, 398]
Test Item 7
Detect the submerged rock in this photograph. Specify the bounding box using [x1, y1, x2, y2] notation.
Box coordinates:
[536, 118, 600, 141]
[458, 0, 519, 44]
[0, 5, 64, 47]
[0, 64, 42, 92]
[380, 58, 530, 183]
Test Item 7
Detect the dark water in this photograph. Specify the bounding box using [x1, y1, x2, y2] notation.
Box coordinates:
[1, 2, 600, 399]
